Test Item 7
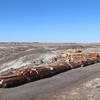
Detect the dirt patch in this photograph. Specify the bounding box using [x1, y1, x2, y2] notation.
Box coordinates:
[47, 77, 100, 100]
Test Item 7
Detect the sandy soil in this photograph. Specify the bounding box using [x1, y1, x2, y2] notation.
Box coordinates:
[49, 75, 100, 100]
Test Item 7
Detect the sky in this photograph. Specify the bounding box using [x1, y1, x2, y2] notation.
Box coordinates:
[0, 0, 100, 42]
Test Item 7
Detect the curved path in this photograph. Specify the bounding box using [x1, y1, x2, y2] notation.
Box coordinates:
[0, 63, 100, 100]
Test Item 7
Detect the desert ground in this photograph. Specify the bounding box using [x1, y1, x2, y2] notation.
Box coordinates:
[0, 42, 100, 73]
[0, 42, 100, 100]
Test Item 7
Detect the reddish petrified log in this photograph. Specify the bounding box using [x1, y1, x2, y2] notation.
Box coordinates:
[34, 67, 52, 79]
[48, 63, 71, 74]
[0, 53, 100, 88]
[0, 75, 26, 88]
[69, 61, 82, 69]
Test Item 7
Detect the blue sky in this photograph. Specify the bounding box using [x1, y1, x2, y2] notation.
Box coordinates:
[0, 0, 100, 42]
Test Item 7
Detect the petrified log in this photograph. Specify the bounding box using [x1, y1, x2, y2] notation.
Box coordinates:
[81, 60, 88, 67]
[48, 63, 71, 74]
[34, 67, 52, 79]
[87, 53, 100, 58]
[0, 75, 26, 88]
[0, 52, 100, 88]
[69, 61, 82, 69]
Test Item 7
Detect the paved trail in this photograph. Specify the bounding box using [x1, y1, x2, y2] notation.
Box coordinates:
[0, 63, 100, 100]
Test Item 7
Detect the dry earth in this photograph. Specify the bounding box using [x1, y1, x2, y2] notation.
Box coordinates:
[0, 42, 100, 100]
[47, 76, 100, 100]
[0, 42, 100, 73]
